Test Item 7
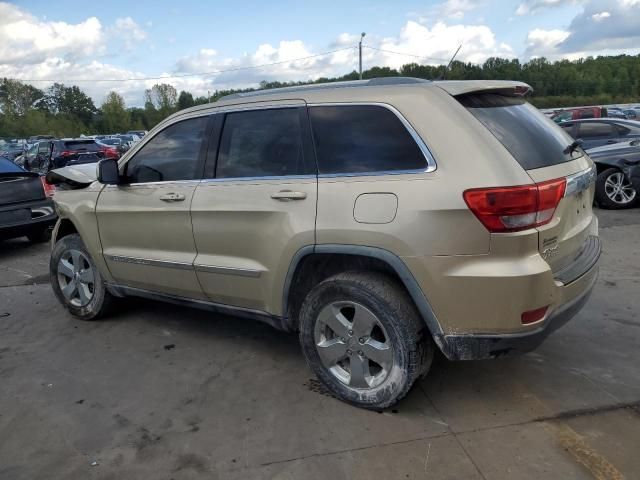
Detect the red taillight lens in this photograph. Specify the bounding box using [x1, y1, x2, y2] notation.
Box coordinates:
[60, 150, 74, 156]
[101, 146, 119, 158]
[463, 178, 566, 233]
[40, 177, 56, 198]
[521, 306, 548, 325]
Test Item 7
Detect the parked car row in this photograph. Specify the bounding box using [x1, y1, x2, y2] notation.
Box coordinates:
[547, 105, 640, 123]
[14, 138, 118, 174]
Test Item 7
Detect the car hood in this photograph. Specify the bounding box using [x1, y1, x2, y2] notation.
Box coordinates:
[45, 162, 98, 188]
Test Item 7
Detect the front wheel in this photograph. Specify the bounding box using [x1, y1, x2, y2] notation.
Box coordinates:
[50, 233, 113, 320]
[299, 272, 433, 410]
[595, 168, 638, 209]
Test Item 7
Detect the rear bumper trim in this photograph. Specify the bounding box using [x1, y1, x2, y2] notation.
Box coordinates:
[440, 264, 598, 361]
[553, 235, 601, 285]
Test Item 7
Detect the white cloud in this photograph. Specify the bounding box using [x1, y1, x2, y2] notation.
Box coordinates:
[110, 17, 148, 50]
[516, 0, 580, 15]
[440, 0, 481, 19]
[0, 2, 103, 65]
[525, 28, 570, 57]
[591, 11, 611, 20]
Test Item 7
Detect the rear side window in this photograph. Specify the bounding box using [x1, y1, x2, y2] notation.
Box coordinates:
[216, 108, 311, 178]
[126, 116, 208, 183]
[309, 105, 427, 174]
[459, 93, 580, 170]
[578, 123, 614, 138]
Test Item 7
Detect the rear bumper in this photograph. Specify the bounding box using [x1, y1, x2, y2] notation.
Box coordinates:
[440, 258, 599, 361]
[0, 199, 57, 239]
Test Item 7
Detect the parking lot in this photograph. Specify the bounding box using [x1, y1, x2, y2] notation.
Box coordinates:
[0, 208, 638, 479]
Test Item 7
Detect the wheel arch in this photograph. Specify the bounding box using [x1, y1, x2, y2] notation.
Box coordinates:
[51, 217, 79, 246]
[281, 244, 446, 348]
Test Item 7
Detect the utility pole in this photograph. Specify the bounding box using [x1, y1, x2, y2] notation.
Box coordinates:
[359, 32, 366, 80]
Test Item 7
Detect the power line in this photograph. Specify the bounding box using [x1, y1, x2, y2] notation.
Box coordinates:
[362, 45, 450, 63]
[11, 46, 357, 83]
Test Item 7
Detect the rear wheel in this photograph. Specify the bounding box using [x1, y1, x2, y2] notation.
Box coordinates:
[50, 234, 112, 320]
[596, 168, 637, 209]
[299, 272, 433, 409]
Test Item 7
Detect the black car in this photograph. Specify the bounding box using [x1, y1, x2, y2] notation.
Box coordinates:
[0, 156, 57, 242]
[587, 140, 640, 209]
[559, 118, 640, 149]
[22, 139, 109, 173]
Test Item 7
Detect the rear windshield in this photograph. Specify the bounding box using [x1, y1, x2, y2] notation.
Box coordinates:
[63, 140, 99, 151]
[458, 93, 582, 170]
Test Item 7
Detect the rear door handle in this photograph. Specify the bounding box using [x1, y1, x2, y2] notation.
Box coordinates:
[270, 190, 307, 201]
[159, 193, 186, 202]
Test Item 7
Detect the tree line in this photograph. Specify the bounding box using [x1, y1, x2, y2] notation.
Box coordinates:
[2, 54, 640, 138]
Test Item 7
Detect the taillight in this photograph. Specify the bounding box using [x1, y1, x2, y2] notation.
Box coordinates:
[463, 178, 566, 233]
[40, 177, 56, 198]
[100, 146, 119, 158]
[60, 150, 74, 157]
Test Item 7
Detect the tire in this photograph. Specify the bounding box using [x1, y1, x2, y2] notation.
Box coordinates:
[595, 168, 638, 209]
[299, 271, 433, 410]
[27, 227, 51, 243]
[50, 233, 113, 320]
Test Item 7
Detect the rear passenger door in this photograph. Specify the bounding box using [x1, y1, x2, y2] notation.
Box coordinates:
[191, 102, 317, 314]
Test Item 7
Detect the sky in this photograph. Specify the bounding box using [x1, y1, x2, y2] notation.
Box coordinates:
[2, 0, 640, 106]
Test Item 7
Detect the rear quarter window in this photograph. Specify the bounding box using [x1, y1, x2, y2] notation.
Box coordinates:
[458, 93, 581, 170]
[309, 105, 428, 175]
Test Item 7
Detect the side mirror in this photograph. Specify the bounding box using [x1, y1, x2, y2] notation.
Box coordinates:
[97, 159, 120, 185]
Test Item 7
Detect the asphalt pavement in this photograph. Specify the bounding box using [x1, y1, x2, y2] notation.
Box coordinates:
[0, 208, 639, 479]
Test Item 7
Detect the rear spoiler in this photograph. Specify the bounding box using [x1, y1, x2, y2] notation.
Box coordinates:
[434, 80, 533, 97]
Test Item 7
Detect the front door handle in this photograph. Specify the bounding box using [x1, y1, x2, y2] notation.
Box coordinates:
[270, 190, 307, 201]
[159, 193, 186, 202]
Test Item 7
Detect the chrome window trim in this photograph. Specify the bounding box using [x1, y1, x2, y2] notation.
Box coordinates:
[106, 179, 203, 188]
[307, 102, 437, 175]
[198, 101, 437, 183]
[564, 164, 596, 197]
[200, 174, 316, 184]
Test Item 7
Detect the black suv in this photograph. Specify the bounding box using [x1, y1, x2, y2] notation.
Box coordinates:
[560, 118, 640, 150]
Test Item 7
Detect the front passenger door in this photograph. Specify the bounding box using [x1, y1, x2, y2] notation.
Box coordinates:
[96, 115, 211, 299]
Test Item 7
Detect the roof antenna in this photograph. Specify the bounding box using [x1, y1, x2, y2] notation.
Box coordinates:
[440, 44, 462, 80]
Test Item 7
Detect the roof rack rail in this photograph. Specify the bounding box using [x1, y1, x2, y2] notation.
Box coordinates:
[220, 77, 431, 101]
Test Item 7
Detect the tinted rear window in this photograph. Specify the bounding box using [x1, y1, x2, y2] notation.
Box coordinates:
[309, 105, 427, 174]
[63, 140, 99, 151]
[458, 93, 581, 170]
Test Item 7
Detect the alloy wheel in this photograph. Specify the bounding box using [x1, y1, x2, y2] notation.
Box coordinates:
[604, 171, 636, 205]
[57, 249, 95, 307]
[314, 301, 393, 389]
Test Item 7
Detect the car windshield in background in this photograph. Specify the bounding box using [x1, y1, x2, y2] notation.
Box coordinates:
[458, 93, 581, 170]
[100, 138, 121, 145]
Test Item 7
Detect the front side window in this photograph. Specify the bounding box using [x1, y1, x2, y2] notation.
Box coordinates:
[216, 108, 311, 178]
[309, 105, 427, 174]
[126, 116, 208, 183]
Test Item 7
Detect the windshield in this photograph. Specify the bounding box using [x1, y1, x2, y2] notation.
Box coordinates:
[458, 93, 582, 170]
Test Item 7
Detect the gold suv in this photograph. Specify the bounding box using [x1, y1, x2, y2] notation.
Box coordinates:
[48, 78, 600, 409]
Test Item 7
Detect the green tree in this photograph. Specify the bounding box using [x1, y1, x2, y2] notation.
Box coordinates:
[177, 90, 195, 110]
[0, 78, 45, 115]
[101, 91, 130, 133]
[144, 83, 177, 117]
